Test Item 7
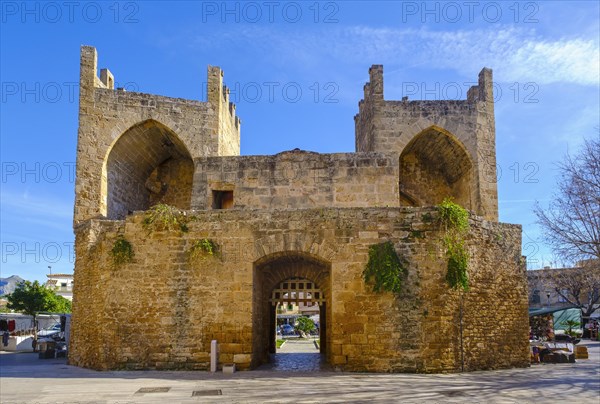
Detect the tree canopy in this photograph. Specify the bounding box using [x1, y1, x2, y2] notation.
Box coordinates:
[6, 280, 72, 316]
[534, 136, 600, 320]
[534, 137, 600, 264]
[532, 266, 600, 321]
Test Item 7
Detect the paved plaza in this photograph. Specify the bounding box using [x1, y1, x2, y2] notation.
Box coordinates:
[1, 340, 599, 403]
[257, 338, 329, 372]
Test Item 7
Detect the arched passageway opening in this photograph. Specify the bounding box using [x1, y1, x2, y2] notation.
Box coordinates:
[252, 252, 331, 370]
[103, 120, 194, 219]
[399, 126, 474, 209]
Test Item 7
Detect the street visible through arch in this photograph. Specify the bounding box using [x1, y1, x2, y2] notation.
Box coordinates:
[258, 337, 329, 372]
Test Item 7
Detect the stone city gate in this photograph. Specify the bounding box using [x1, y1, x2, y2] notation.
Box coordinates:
[69, 46, 530, 372]
[254, 253, 330, 364]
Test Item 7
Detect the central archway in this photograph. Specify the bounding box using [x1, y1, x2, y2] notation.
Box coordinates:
[252, 252, 331, 369]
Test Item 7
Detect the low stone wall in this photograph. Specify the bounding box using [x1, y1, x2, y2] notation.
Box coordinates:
[69, 207, 529, 372]
[192, 151, 399, 210]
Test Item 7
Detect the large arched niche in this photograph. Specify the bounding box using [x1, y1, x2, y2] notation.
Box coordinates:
[102, 119, 194, 220]
[399, 126, 474, 209]
[252, 252, 331, 368]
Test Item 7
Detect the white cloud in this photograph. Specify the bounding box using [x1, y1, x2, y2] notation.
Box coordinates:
[332, 26, 599, 86]
[507, 38, 599, 85]
[193, 25, 599, 86]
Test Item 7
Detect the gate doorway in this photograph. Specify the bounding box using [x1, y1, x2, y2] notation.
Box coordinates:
[252, 253, 331, 370]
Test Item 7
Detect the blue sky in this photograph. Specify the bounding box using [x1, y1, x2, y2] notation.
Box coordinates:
[1, 1, 599, 282]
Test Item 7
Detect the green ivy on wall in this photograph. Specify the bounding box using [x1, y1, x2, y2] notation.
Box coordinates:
[143, 203, 189, 232]
[438, 198, 470, 291]
[111, 235, 134, 266]
[188, 238, 220, 261]
[363, 241, 407, 294]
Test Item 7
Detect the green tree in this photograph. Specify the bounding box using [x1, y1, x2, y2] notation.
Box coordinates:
[6, 281, 71, 350]
[294, 317, 315, 337]
[52, 294, 72, 314]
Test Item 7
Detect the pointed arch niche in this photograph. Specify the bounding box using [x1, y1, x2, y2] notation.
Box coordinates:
[399, 126, 474, 209]
[102, 120, 194, 219]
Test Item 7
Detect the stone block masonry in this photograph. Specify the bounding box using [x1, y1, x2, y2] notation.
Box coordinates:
[70, 46, 529, 372]
[69, 207, 529, 372]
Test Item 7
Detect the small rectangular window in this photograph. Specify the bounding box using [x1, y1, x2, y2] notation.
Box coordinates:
[212, 190, 233, 209]
[558, 290, 569, 303]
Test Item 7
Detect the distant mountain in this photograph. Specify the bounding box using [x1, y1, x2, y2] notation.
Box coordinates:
[0, 275, 25, 296]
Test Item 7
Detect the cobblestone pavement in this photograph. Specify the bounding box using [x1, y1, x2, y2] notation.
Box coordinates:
[258, 338, 330, 372]
[1, 341, 599, 403]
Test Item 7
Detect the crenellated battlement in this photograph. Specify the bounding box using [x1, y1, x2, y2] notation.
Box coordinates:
[220, 84, 241, 129]
[466, 67, 494, 103]
[207, 65, 241, 154]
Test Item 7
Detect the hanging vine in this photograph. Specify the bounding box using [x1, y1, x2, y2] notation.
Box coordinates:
[438, 198, 470, 291]
[111, 235, 134, 266]
[142, 203, 189, 233]
[363, 241, 407, 293]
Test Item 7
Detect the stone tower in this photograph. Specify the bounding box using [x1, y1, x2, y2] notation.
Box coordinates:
[74, 46, 240, 224]
[355, 65, 498, 221]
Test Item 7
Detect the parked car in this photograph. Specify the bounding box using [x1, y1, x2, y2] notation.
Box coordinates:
[37, 323, 62, 340]
[280, 324, 295, 335]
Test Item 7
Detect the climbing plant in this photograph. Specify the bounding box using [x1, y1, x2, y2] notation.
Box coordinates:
[363, 241, 407, 294]
[111, 235, 134, 266]
[438, 198, 470, 291]
[143, 203, 189, 232]
[188, 238, 220, 261]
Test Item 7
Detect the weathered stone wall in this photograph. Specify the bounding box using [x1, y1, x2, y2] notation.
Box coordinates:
[74, 47, 240, 224]
[192, 150, 399, 210]
[69, 207, 529, 372]
[418, 216, 530, 371]
[147, 158, 194, 210]
[354, 66, 498, 221]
